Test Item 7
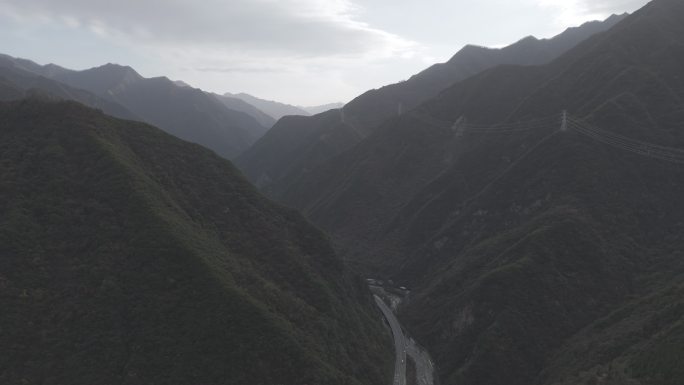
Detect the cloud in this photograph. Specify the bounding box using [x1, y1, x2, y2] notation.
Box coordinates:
[0, 0, 415, 58]
[536, 0, 649, 25]
[0, 0, 646, 105]
[575, 0, 649, 14]
[195, 66, 286, 74]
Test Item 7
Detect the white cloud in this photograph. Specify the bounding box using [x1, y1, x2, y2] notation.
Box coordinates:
[536, 0, 648, 26]
[0, 0, 415, 58]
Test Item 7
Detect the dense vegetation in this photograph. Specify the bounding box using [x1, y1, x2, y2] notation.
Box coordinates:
[241, 0, 684, 383]
[0, 99, 392, 385]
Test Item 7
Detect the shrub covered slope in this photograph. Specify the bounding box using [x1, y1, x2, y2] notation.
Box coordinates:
[0, 99, 391, 385]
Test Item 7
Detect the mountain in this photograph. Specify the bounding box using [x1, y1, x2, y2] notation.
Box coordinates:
[236, 109, 362, 191]
[223, 93, 344, 120]
[52, 63, 143, 96]
[236, 13, 627, 197]
[0, 56, 269, 159]
[0, 53, 69, 78]
[173, 79, 192, 88]
[302, 102, 345, 115]
[0, 77, 22, 99]
[48, 64, 268, 159]
[343, 13, 628, 134]
[0, 56, 137, 120]
[267, 0, 684, 384]
[0, 98, 392, 385]
[158, 79, 278, 129]
[213, 93, 277, 128]
[226, 92, 311, 120]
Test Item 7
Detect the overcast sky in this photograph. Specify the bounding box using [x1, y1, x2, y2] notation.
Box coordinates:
[0, 0, 649, 105]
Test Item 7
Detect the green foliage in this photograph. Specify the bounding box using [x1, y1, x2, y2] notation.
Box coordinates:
[0, 99, 392, 385]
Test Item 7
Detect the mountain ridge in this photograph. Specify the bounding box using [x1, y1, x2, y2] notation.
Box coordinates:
[237, 13, 628, 198]
[226, 92, 311, 120]
[0, 57, 138, 120]
[48, 62, 269, 159]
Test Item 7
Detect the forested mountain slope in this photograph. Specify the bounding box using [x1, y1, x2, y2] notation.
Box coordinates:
[267, 0, 684, 383]
[0, 99, 391, 385]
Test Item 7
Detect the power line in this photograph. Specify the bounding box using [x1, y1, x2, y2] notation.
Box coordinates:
[408, 107, 684, 163]
[409, 109, 559, 134]
[568, 115, 684, 164]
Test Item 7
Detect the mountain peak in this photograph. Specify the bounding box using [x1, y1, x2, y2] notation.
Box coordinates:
[606, 12, 629, 22]
[95, 63, 142, 80]
[516, 35, 539, 44]
[52, 63, 143, 96]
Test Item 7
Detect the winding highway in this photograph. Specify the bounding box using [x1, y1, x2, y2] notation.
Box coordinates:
[374, 295, 407, 385]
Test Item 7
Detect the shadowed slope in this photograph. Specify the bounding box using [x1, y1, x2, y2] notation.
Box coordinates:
[0, 99, 391, 385]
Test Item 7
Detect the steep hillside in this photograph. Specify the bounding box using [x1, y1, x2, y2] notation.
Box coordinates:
[0, 99, 391, 385]
[0, 77, 23, 100]
[238, 109, 362, 191]
[269, 0, 684, 383]
[50, 65, 268, 159]
[237, 14, 626, 196]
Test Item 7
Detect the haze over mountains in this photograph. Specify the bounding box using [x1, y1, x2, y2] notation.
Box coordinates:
[303, 102, 346, 115]
[49, 64, 271, 159]
[0, 54, 346, 159]
[0, 56, 283, 159]
[236, 13, 627, 195]
[3, 1, 684, 384]
[212, 93, 277, 129]
[0, 54, 138, 120]
[226, 92, 345, 120]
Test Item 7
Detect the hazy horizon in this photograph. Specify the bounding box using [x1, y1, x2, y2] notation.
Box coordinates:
[0, 0, 649, 105]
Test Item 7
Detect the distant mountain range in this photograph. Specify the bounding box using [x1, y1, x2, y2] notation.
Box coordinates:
[225, 92, 311, 120]
[212, 93, 277, 128]
[226, 92, 345, 120]
[0, 54, 138, 120]
[302, 102, 346, 115]
[0, 97, 392, 384]
[236, 13, 628, 195]
[50, 63, 269, 159]
[242, 0, 684, 384]
[0, 56, 276, 159]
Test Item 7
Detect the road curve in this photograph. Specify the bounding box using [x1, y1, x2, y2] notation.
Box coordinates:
[406, 337, 434, 385]
[374, 295, 407, 385]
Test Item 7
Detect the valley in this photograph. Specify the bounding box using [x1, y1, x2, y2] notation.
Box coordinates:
[372, 284, 435, 385]
[3, 0, 684, 384]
